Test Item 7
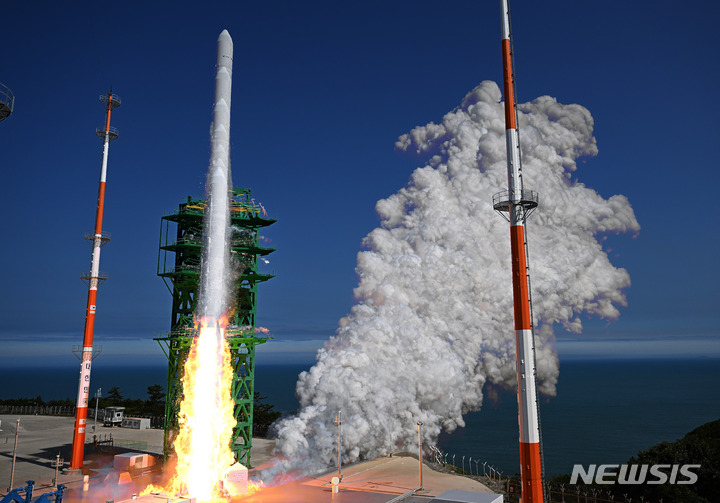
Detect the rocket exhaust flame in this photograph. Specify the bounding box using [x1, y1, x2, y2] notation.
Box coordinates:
[170, 318, 236, 501]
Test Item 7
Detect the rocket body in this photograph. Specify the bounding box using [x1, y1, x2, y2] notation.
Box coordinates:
[199, 30, 233, 322]
[499, 1, 544, 501]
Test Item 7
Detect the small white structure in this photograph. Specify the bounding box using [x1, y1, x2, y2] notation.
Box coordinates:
[122, 417, 151, 429]
[114, 452, 151, 471]
[103, 406, 125, 426]
[432, 490, 503, 503]
[224, 462, 249, 496]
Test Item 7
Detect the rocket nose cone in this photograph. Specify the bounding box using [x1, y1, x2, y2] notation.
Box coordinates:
[217, 29, 233, 65]
[218, 29, 232, 43]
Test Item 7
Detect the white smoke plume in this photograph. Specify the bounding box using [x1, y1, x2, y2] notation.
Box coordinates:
[272, 81, 640, 470]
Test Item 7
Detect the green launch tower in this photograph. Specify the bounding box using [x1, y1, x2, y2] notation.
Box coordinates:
[156, 187, 275, 466]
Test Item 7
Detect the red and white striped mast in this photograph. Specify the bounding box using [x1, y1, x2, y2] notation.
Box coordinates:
[69, 91, 120, 471]
[493, 0, 545, 501]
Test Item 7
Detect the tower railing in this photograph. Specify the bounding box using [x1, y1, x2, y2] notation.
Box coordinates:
[96, 125, 119, 141]
[492, 189, 538, 217]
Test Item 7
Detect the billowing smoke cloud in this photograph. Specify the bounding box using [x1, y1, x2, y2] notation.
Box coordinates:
[272, 81, 640, 469]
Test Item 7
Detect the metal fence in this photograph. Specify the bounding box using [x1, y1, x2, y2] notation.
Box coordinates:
[0, 406, 164, 429]
[427, 445, 511, 495]
[114, 439, 148, 451]
[0, 405, 76, 416]
[428, 447, 667, 503]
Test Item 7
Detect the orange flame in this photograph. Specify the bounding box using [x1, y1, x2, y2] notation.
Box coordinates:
[148, 316, 238, 502]
[246, 480, 264, 496]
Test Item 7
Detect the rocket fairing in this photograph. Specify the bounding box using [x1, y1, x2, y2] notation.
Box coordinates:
[498, 0, 545, 502]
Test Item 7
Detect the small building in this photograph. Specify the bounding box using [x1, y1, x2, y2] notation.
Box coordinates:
[113, 452, 153, 471]
[103, 406, 125, 427]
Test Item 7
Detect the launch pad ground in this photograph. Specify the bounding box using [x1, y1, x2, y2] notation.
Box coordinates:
[0, 415, 273, 496]
[0, 415, 496, 502]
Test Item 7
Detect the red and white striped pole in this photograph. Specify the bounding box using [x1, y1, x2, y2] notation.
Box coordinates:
[69, 92, 119, 470]
[499, 1, 544, 501]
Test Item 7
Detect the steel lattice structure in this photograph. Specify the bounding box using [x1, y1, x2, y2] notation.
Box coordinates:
[156, 187, 275, 466]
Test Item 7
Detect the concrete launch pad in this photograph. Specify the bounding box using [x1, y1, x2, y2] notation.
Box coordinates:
[302, 455, 494, 496]
[0, 415, 499, 502]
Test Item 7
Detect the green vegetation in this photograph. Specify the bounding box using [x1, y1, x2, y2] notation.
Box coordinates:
[0, 396, 74, 408]
[623, 418, 719, 502]
[545, 418, 719, 503]
[0, 385, 167, 417]
[252, 392, 282, 438]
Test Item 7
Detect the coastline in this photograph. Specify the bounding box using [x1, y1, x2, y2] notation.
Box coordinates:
[3, 358, 720, 478]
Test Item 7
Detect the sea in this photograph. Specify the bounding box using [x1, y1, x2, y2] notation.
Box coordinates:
[1, 358, 718, 477]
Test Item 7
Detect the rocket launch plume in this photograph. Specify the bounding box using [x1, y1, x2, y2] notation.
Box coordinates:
[175, 29, 236, 501]
[147, 30, 238, 502]
[273, 81, 640, 470]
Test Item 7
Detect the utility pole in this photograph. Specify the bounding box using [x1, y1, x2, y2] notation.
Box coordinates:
[334, 411, 343, 480]
[53, 453, 63, 488]
[417, 422, 423, 490]
[93, 388, 102, 433]
[8, 418, 21, 491]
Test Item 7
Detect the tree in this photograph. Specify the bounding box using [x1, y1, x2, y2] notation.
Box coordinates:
[146, 384, 165, 405]
[624, 419, 719, 502]
[107, 386, 124, 403]
[253, 392, 282, 438]
[547, 418, 719, 503]
[146, 384, 166, 417]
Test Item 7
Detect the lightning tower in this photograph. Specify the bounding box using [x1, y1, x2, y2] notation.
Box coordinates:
[492, 1, 545, 501]
[69, 92, 120, 470]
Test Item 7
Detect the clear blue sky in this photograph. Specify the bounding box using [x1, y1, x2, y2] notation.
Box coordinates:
[1, 0, 718, 368]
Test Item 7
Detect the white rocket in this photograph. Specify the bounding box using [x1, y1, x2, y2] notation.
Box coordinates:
[199, 30, 233, 322]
